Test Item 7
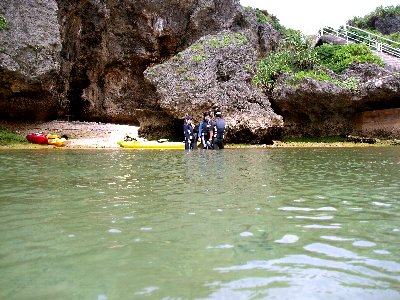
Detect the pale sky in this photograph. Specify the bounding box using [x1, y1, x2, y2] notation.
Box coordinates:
[240, 0, 400, 35]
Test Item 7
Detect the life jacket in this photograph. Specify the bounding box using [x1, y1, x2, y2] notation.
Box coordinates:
[213, 118, 225, 139]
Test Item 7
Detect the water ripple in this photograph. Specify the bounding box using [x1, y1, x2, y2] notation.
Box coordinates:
[1, 148, 399, 299]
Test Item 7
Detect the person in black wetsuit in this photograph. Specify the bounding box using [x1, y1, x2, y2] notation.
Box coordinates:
[211, 110, 226, 149]
[183, 115, 195, 150]
[198, 111, 213, 149]
[189, 117, 198, 149]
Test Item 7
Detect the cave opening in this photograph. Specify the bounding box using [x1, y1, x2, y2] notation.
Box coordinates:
[67, 71, 90, 121]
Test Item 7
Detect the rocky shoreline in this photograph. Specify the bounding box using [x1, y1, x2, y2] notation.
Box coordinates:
[1, 120, 399, 149]
[0, 120, 139, 149]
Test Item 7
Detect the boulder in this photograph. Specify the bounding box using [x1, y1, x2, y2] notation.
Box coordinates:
[144, 30, 283, 143]
[271, 63, 400, 138]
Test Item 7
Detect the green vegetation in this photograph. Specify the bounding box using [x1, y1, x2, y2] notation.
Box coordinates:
[176, 66, 189, 75]
[243, 6, 286, 32]
[350, 5, 400, 30]
[185, 75, 196, 81]
[0, 15, 8, 30]
[192, 53, 208, 63]
[253, 30, 318, 89]
[253, 30, 383, 90]
[349, 5, 400, 45]
[253, 51, 291, 88]
[336, 77, 359, 91]
[187, 33, 248, 63]
[0, 129, 27, 146]
[315, 43, 383, 73]
[288, 69, 359, 92]
[206, 33, 248, 48]
[387, 32, 400, 44]
[292, 69, 331, 82]
[195, 33, 247, 49]
[253, 4, 393, 89]
[253, 8, 285, 32]
[282, 136, 348, 143]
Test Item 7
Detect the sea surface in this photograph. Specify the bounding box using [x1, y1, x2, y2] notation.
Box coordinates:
[0, 147, 399, 299]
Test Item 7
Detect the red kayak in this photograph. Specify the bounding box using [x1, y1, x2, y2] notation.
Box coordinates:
[26, 133, 48, 144]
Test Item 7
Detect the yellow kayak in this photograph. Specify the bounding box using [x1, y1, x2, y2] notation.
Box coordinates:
[47, 134, 67, 147]
[118, 140, 185, 149]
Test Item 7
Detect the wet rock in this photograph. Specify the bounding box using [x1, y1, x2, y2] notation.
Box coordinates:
[346, 135, 377, 144]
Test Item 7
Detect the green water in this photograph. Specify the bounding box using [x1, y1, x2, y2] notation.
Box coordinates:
[0, 148, 399, 300]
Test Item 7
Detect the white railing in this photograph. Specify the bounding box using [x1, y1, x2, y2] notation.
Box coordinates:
[317, 25, 400, 58]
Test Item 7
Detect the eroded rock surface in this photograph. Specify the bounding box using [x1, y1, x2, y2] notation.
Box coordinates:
[271, 64, 400, 138]
[1, 0, 284, 141]
[0, 0, 63, 120]
[1, 0, 399, 141]
[144, 31, 283, 143]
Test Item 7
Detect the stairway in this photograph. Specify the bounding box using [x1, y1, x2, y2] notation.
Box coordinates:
[317, 25, 400, 72]
[375, 51, 400, 72]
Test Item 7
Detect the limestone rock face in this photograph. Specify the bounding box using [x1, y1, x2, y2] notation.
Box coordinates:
[1, 0, 283, 141]
[1, 0, 398, 141]
[56, 0, 251, 127]
[271, 63, 400, 137]
[1, 0, 246, 122]
[0, 0, 63, 120]
[144, 31, 283, 143]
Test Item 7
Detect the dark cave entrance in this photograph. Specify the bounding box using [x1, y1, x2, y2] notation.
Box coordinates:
[67, 70, 90, 121]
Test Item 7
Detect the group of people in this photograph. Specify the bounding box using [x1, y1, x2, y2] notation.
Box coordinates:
[183, 109, 226, 150]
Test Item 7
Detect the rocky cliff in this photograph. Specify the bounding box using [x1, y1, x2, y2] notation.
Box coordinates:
[1, 1, 399, 142]
[1, 0, 283, 141]
[271, 64, 400, 138]
[144, 30, 283, 143]
[0, 0, 62, 120]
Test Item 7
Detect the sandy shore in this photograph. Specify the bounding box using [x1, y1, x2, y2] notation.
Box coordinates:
[1, 120, 398, 149]
[0, 120, 140, 149]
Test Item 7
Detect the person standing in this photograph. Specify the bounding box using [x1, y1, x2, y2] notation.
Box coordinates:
[189, 117, 198, 149]
[183, 115, 195, 150]
[198, 111, 213, 149]
[211, 110, 226, 149]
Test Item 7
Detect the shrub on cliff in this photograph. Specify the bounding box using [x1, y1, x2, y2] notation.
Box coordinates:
[0, 15, 8, 30]
[290, 69, 359, 92]
[254, 31, 384, 90]
[252, 8, 285, 32]
[315, 43, 384, 73]
[253, 30, 318, 89]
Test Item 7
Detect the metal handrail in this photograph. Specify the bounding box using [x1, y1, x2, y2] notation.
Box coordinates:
[317, 25, 400, 58]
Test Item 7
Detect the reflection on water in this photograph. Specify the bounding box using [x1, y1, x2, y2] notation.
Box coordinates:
[0, 147, 399, 299]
